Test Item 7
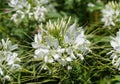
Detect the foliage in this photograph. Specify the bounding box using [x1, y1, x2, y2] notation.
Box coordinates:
[0, 0, 120, 84]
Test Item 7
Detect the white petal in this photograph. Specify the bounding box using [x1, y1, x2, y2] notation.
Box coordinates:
[44, 55, 48, 62]
[75, 35, 84, 46]
[57, 48, 65, 53]
[35, 48, 49, 56]
[68, 22, 76, 34]
[48, 58, 54, 63]
[31, 42, 40, 48]
[66, 57, 72, 62]
[53, 54, 60, 60]
[54, 39, 59, 48]
[111, 40, 118, 49]
[34, 33, 42, 43]
[77, 54, 84, 60]
[46, 36, 52, 47]
[0, 68, 3, 75]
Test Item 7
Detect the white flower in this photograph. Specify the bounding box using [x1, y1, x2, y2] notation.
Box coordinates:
[6, 52, 20, 65]
[64, 22, 91, 59]
[101, 8, 115, 27]
[8, 0, 48, 23]
[32, 18, 91, 70]
[9, 0, 29, 9]
[109, 29, 120, 70]
[110, 29, 120, 52]
[101, 2, 120, 27]
[33, 6, 47, 21]
[0, 38, 21, 80]
[1, 38, 18, 51]
[8, 0, 22, 9]
[11, 10, 25, 23]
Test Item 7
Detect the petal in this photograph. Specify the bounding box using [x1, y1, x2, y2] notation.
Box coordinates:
[77, 54, 84, 60]
[66, 57, 72, 62]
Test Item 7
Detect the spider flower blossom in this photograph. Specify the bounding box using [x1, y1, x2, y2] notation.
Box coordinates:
[109, 29, 120, 70]
[101, 2, 120, 27]
[32, 19, 91, 69]
[0, 39, 21, 81]
[8, 0, 48, 23]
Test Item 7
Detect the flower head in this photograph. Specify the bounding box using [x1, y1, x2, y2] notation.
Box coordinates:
[0, 38, 21, 81]
[101, 1, 120, 27]
[32, 18, 91, 70]
[8, 0, 49, 23]
[109, 29, 120, 70]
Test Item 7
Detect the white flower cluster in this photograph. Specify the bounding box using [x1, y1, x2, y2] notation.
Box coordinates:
[101, 2, 120, 27]
[0, 39, 21, 81]
[8, 0, 48, 23]
[32, 19, 91, 70]
[109, 29, 120, 70]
